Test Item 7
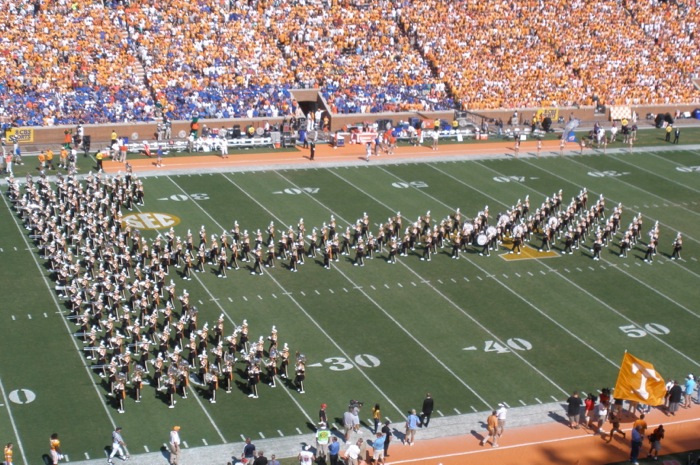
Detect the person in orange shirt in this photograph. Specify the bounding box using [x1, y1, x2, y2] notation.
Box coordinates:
[49, 433, 62, 465]
[59, 147, 68, 170]
[38, 151, 46, 170]
[481, 410, 499, 447]
[4, 442, 13, 465]
[45, 149, 54, 170]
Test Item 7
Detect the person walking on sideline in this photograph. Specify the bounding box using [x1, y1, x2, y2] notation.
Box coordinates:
[496, 402, 508, 438]
[566, 391, 583, 429]
[404, 409, 420, 445]
[647, 424, 665, 460]
[372, 404, 381, 433]
[108, 427, 128, 463]
[420, 393, 434, 428]
[4, 443, 13, 465]
[630, 425, 643, 465]
[480, 410, 499, 447]
[169, 426, 181, 465]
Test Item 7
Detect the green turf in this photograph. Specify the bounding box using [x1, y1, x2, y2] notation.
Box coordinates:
[1, 147, 699, 464]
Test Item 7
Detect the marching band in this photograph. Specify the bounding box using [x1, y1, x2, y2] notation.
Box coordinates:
[6, 169, 683, 413]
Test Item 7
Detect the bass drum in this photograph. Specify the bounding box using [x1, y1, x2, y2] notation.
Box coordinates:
[486, 226, 497, 236]
[477, 234, 488, 246]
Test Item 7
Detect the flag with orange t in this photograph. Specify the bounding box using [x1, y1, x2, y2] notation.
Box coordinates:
[613, 352, 666, 406]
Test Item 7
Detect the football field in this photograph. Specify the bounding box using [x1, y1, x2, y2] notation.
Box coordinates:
[1, 144, 699, 464]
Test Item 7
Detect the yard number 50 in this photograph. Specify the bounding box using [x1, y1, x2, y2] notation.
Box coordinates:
[619, 323, 670, 338]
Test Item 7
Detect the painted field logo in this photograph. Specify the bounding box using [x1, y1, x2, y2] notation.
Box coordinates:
[122, 212, 180, 230]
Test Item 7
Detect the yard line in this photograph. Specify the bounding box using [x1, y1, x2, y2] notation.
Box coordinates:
[519, 158, 700, 245]
[613, 152, 700, 196]
[465, 161, 700, 364]
[324, 168, 572, 397]
[378, 165, 623, 374]
[0, 378, 27, 465]
[167, 177, 316, 425]
[232, 172, 491, 411]
[1, 192, 120, 447]
[472, 161, 700, 318]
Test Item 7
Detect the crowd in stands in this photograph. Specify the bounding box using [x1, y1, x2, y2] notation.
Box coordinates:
[0, 0, 698, 127]
[267, 0, 452, 113]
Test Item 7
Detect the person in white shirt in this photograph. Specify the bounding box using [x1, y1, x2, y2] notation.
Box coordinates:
[298, 445, 314, 465]
[108, 427, 127, 463]
[496, 403, 508, 438]
[344, 440, 361, 465]
[169, 426, 181, 465]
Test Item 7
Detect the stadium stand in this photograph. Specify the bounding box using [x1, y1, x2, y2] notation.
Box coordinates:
[0, 0, 698, 127]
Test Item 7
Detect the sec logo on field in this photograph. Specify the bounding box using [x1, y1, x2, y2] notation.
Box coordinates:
[122, 212, 181, 230]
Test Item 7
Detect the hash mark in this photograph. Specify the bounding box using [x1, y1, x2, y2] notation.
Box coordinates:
[550, 395, 559, 402]
[329, 289, 334, 294]
[144, 446, 149, 452]
[437, 279, 443, 284]
[272, 294, 277, 299]
[182, 441, 189, 448]
[259, 432, 265, 439]
[527, 272, 533, 276]
[437, 410, 444, 417]
[228, 297, 233, 302]
[278, 430, 284, 437]
[502, 274, 508, 279]
[343, 288, 348, 293]
[370, 285, 376, 290]
[519, 400, 526, 406]
[28, 314, 32, 320]
[397, 283, 404, 287]
[463, 276, 469, 282]
[564, 268, 570, 273]
[471, 406, 477, 413]
[202, 439, 208, 446]
[315, 290, 321, 295]
[477, 276, 482, 281]
[296, 428, 303, 435]
[453, 408, 461, 414]
[515, 273, 521, 278]
[384, 284, 390, 289]
[451, 278, 457, 283]
[243, 296, 248, 301]
[535, 397, 542, 404]
[258, 295, 263, 300]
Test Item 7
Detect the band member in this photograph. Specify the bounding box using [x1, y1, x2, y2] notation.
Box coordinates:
[592, 234, 603, 261]
[323, 242, 332, 269]
[266, 354, 278, 388]
[114, 374, 126, 413]
[217, 249, 227, 278]
[279, 343, 290, 379]
[247, 362, 260, 399]
[644, 237, 657, 263]
[132, 367, 143, 403]
[167, 373, 177, 408]
[619, 232, 631, 258]
[354, 239, 365, 266]
[208, 367, 219, 404]
[265, 245, 275, 268]
[222, 355, 234, 393]
[294, 355, 306, 394]
[153, 354, 165, 390]
[671, 233, 682, 260]
[289, 247, 299, 272]
[251, 247, 264, 275]
[49, 433, 62, 465]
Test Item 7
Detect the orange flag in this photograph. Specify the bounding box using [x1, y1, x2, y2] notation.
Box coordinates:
[613, 352, 667, 406]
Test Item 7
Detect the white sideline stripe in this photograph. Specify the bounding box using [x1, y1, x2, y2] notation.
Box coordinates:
[387, 417, 700, 464]
[476, 160, 700, 365]
[1, 192, 115, 465]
